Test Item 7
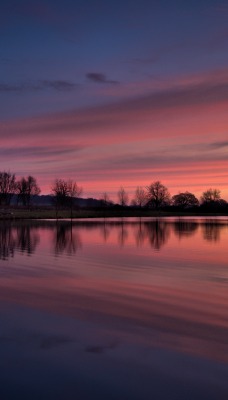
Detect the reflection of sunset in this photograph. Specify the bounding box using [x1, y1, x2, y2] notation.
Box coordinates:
[0, 220, 227, 363]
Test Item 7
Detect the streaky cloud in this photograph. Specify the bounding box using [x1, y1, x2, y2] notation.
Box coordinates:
[0, 80, 78, 93]
[208, 141, 228, 149]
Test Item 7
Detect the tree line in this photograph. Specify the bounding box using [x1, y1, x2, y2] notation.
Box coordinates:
[0, 172, 40, 206]
[107, 181, 227, 210]
[0, 171, 227, 211]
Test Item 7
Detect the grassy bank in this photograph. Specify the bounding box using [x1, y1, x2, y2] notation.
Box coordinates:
[0, 207, 227, 220]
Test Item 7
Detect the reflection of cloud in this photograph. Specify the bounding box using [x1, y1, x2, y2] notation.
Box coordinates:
[39, 335, 72, 350]
[85, 342, 117, 354]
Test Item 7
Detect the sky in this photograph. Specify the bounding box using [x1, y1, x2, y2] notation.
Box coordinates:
[1, 0, 228, 201]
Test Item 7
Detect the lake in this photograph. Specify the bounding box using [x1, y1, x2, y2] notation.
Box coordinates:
[0, 217, 227, 399]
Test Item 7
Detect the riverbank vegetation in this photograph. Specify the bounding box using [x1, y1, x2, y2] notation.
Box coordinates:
[0, 171, 227, 219]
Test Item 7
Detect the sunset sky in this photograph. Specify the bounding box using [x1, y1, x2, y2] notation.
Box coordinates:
[1, 0, 228, 201]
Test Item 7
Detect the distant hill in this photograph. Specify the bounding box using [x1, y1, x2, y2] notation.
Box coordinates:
[11, 194, 109, 207]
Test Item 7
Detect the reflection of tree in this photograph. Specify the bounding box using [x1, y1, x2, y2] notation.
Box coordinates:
[173, 221, 198, 239]
[202, 222, 222, 242]
[16, 226, 40, 255]
[129, 220, 171, 250]
[0, 224, 16, 260]
[100, 221, 111, 242]
[134, 219, 147, 247]
[54, 223, 82, 255]
[144, 220, 170, 250]
[0, 223, 40, 259]
[117, 220, 128, 247]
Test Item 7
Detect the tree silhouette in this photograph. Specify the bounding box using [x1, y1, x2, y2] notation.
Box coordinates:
[100, 192, 112, 207]
[67, 180, 83, 219]
[0, 171, 16, 206]
[117, 186, 129, 206]
[51, 179, 82, 218]
[132, 186, 147, 207]
[146, 181, 170, 209]
[17, 176, 40, 207]
[201, 188, 221, 203]
[172, 192, 199, 209]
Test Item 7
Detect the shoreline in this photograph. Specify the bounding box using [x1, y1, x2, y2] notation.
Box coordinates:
[0, 208, 227, 220]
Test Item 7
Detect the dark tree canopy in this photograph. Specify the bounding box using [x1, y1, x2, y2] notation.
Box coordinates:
[146, 181, 170, 209]
[172, 192, 199, 208]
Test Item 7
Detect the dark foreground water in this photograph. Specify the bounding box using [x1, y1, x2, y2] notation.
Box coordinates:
[0, 217, 227, 400]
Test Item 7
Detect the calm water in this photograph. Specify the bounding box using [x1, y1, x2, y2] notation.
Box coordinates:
[0, 218, 227, 400]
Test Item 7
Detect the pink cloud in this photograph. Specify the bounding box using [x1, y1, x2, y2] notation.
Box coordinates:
[1, 69, 228, 199]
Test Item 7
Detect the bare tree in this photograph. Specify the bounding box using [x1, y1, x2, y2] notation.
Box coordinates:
[100, 192, 111, 207]
[17, 176, 40, 207]
[146, 181, 170, 209]
[0, 171, 16, 206]
[67, 180, 83, 219]
[132, 186, 147, 207]
[51, 179, 68, 218]
[201, 188, 221, 203]
[117, 186, 129, 206]
[51, 179, 82, 218]
[51, 179, 69, 209]
[172, 192, 199, 208]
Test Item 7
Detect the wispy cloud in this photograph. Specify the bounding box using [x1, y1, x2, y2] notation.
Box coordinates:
[0, 80, 78, 93]
[1, 69, 228, 198]
[86, 72, 119, 84]
[208, 141, 228, 149]
[0, 145, 84, 158]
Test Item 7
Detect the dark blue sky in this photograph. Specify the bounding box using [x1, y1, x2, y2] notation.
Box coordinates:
[1, 0, 228, 118]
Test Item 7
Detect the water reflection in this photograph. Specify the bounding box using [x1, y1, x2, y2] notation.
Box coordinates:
[0, 223, 39, 260]
[202, 222, 222, 242]
[117, 220, 128, 247]
[0, 218, 227, 399]
[0, 219, 227, 259]
[54, 223, 82, 255]
[16, 225, 40, 255]
[173, 220, 199, 238]
[99, 221, 111, 242]
[0, 224, 16, 260]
